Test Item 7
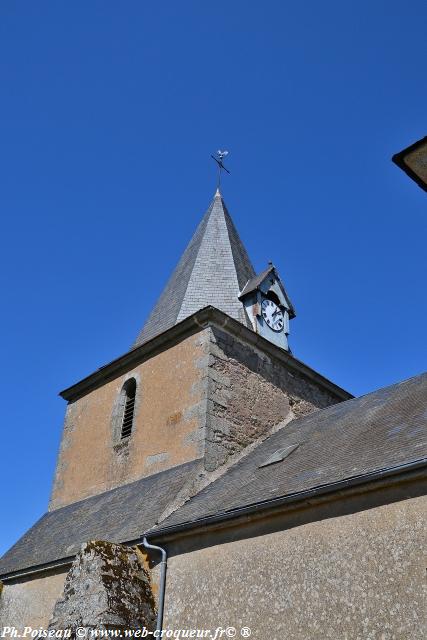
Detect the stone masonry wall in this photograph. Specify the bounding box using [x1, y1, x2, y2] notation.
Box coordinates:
[205, 326, 342, 471]
[0, 570, 68, 631]
[50, 322, 345, 509]
[164, 493, 427, 640]
[50, 332, 209, 510]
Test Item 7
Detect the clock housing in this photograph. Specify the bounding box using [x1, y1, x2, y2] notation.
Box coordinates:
[239, 264, 295, 351]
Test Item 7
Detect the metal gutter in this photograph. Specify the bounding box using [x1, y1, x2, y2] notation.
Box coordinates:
[143, 457, 427, 540]
[2, 458, 424, 583]
[142, 537, 167, 634]
[0, 556, 74, 582]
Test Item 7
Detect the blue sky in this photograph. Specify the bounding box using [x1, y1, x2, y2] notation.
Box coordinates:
[0, 1, 426, 556]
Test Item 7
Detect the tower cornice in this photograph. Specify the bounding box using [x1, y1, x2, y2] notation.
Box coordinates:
[59, 306, 353, 403]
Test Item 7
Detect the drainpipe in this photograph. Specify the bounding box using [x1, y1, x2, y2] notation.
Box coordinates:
[142, 536, 167, 634]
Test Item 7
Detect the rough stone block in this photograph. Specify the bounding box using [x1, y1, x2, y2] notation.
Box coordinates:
[204, 326, 342, 472]
[49, 541, 156, 635]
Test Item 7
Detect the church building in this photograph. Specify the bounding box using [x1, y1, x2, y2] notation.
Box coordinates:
[1, 188, 426, 639]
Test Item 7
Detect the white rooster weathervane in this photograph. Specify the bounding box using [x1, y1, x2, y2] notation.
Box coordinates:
[211, 149, 230, 190]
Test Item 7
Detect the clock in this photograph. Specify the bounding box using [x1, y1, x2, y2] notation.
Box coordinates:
[261, 298, 284, 332]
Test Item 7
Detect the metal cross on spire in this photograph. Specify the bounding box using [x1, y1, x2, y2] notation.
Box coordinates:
[211, 149, 230, 190]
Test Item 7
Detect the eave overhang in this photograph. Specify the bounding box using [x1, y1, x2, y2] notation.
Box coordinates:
[59, 306, 352, 403]
[2, 458, 425, 583]
[146, 457, 427, 543]
[392, 136, 427, 192]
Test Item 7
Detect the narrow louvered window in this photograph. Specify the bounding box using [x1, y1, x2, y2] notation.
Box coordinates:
[121, 378, 136, 439]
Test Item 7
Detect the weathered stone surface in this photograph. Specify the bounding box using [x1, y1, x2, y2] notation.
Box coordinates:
[49, 541, 155, 635]
[205, 326, 341, 471]
[0, 570, 68, 630]
[50, 332, 208, 511]
[50, 316, 346, 512]
[164, 493, 427, 640]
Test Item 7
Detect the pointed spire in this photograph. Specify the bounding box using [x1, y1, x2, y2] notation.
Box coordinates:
[133, 192, 255, 347]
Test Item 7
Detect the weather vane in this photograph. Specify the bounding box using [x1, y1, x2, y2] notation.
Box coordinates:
[211, 149, 230, 190]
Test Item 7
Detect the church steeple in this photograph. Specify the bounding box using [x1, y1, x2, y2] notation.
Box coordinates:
[133, 190, 256, 347]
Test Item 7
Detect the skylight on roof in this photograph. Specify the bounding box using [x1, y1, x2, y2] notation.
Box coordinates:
[258, 443, 299, 469]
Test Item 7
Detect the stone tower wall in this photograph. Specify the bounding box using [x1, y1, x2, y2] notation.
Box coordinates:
[50, 321, 345, 511]
[50, 331, 209, 510]
[204, 326, 341, 471]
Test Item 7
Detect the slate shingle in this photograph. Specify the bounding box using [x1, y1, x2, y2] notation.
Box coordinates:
[158, 373, 427, 528]
[0, 460, 202, 577]
[133, 191, 255, 347]
[2, 374, 425, 578]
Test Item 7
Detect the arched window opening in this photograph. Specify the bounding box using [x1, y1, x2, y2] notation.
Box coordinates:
[121, 378, 136, 439]
[266, 290, 281, 307]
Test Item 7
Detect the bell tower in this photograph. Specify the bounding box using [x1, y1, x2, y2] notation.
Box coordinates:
[49, 188, 349, 512]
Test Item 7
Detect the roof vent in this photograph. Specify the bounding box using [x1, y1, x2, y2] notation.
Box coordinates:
[258, 443, 299, 469]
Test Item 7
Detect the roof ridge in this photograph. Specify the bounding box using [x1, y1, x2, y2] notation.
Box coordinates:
[173, 199, 217, 326]
[132, 198, 215, 348]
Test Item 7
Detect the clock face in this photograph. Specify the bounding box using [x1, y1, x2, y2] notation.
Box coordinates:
[261, 298, 284, 332]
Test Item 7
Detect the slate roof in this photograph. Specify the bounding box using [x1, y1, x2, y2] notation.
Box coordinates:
[1, 373, 426, 578]
[0, 460, 202, 578]
[239, 265, 274, 297]
[157, 372, 427, 529]
[133, 190, 255, 347]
